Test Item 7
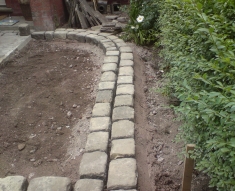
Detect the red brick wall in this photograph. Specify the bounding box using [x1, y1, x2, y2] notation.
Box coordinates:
[5, 0, 23, 16]
[30, 0, 65, 31]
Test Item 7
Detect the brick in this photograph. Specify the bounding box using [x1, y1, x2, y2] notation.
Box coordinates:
[114, 95, 133, 108]
[104, 56, 119, 64]
[112, 106, 134, 122]
[117, 76, 133, 85]
[106, 51, 120, 56]
[121, 53, 133, 60]
[102, 63, 117, 73]
[92, 103, 111, 117]
[119, 67, 134, 76]
[96, 90, 114, 104]
[107, 158, 137, 190]
[18, 24, 30, 36]
[45, 31, 54, 41]
[119, 60, 134, 67]
[111, 120, 135, 140]
[54, 31, 67, 39]
[79, 151, 107, 179]
[27, 177, 72, 191]
[120, 47, 133, 53]
[31, 31, 45, 40]
[67, 31, 78, 40]
[110, 139, 135, 160]
[0, 176, 28, 191]
[116, 85, 134, 96]
[85, 132, 109, 152]
[98, 82, 116, 91]
[101, 72, 117, 82]
[74, 179, 103, 191]
[90, 117, 111, 132]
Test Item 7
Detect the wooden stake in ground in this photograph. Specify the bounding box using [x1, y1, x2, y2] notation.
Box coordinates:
[182, 144, 195, 191]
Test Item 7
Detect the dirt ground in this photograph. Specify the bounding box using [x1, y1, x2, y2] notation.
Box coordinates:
[0, 40, 103, 182]
[131, 43, 213, 191]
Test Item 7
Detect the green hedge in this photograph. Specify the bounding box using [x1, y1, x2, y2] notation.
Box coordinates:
[159, 0, 235, 190]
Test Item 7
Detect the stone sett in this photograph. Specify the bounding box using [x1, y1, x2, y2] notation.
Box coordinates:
[98, 82, 116, 91]
[79, 151, 107, 180]
[104, 56, 119, 64]
[113, 39, 125, 44]
[107, 158, 137, 190]
[112, 106, 134, 122]
[119, 67, 134, 76]
[27, 177, 71, 191]
[45, 31, 54, 41]
[117, 76, 133, 85]
[116, 85, 134, 96]
[121, 53, 134, 60]
[116, 42, 127, 48]
[119, 60, 134, 67]
[31, 31, 45, 40]
[114, 95, 134, 108]
[0, 176, 28, 191]
[67, 31, 78, 40]
[111, 190, 137, 191]
[101, 43, 116, 52]
[106, 51, 120, 56]
[98, 32, 112, 37]
[85, 132, 109, 152]
[111, 120, 135, 140]
[102, 63, 117, 73]
[75, 32, 89, 43]
[74, 179, 103, 191]
[92, 103, 111, 117]
[120, 47, 133, 53]
[101, 72, 117, 82]
[110, 138, 135, 160]
[74, 29, 86, 32]
[87, 30, 100, 34]
[54, 31, 67, 39]
[96, 90, 114, 104]
[18, 24, 30, 36]
[66, 29, 75, 31]
[90, 117, 111, 132]
[86, 34, 99, 45]
[107, 47, 118, 51]
[55, 28, 66, 31]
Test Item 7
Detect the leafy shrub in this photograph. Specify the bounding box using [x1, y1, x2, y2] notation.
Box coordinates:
[159, 0, 235, 190]
[121, 0, 159, 45]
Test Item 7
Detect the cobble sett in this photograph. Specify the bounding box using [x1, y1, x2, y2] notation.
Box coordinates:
[0, 29, 137, 191]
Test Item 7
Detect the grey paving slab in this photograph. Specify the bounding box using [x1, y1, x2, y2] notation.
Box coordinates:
[106, 51, 120, 56]
[90, 117, 111, 132]
[110, 139, 135, 160]
[100, 72, 117, 82]
[104, 56, 119, 64]
[98, 82, 116, 91]
[0, 176, 28, 191]
[74, 179, 103, 191]
[107, 158, 137, 190]
[116, 42, 127, 48]
[117, 76, 133, 85]
[85, 132, 109, 152]
[27, 177, 72, 191]
[120, 47, 133, 53]
[45, 31, 54, 41]
[119, 67, 134, 76]
[107, 47, 118, 51]
[96, 90, 114, 104]
[102, 63, 117, 73]
[113, 39, 125, 44]
[92, 103, 111, 117]
[112, 106, 134, 122]
[116, 85, 134, 96]
[121, 53, 133, 60]
[79, 151, 107, 179]
[111, 120, 135, 140]
[114, 95, 134, 108]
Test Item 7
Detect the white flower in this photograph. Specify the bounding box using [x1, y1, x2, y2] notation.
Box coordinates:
[136, 15, 144, 23]
[131, 26, 135, 29]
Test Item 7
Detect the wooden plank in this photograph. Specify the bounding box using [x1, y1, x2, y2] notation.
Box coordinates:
[75, 4, 89, 29]
[182, 144, 195, 191]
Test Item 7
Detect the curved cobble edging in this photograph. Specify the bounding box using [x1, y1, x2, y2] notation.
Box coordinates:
[0, 28, 137, 191]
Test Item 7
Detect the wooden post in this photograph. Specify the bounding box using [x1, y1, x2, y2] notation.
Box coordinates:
[182, 144, 195, 191]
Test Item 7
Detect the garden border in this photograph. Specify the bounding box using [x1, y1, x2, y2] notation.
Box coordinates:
[0, 28, 137, 191]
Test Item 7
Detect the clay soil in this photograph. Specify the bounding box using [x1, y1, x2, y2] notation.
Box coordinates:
[0, 40, 103, 182]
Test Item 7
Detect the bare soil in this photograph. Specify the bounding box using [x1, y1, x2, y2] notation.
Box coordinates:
[0, 40, 103, 182]
[131, 43, 213, 191]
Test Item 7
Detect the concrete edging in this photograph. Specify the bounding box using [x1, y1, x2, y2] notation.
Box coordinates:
[0, 28, 137, 191]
